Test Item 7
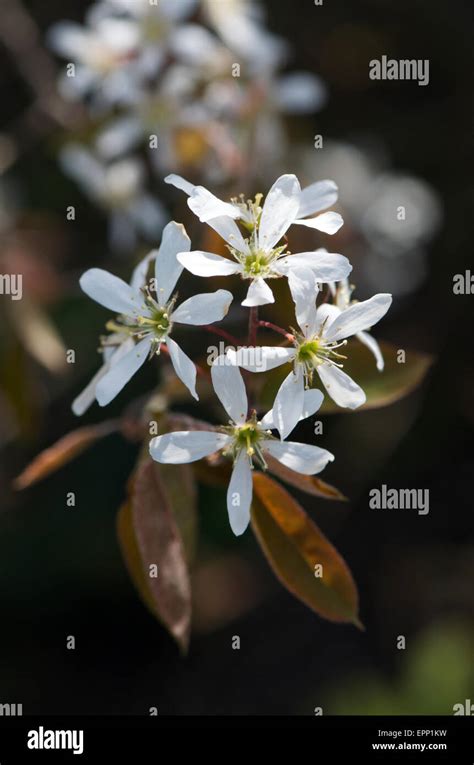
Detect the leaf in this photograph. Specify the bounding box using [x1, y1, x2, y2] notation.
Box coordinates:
[320, 340, 434, 413]
[260, 340, 433, 414]
[13, 421, 118, 489]
[265, 454, 347, 501]
[251, 472, 361, 626]
[117, 459, 192, 653]
[157, 462, 198, 566]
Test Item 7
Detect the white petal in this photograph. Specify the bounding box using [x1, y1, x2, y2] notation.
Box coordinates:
[357, 331, 384, 371]
[96, 116, 142, 159]
[272, 367, 305, 440]
[130, 250, 154, 291]
[324, 294, 392, 342]
[155, 221, 191, 306]
[317, 364, 366, 409]
[241, 278, 275, 307]
[301, 388, 325, 418]
[228, 346, 295, 373]
[226, 451, 252, 536]
[206, 215, 249, 252]
[72, 364, 107, 416]
[171, 289, 233, 325]
[258, 174, 301, 251]
[166, 337, 198, 400]
[211, 356, 248, 424]
[177, 251, 242, 277]
[293, 211, 344, 234]
[80, 268, 141, 315]
[261, 387, 323, 430]
[288, 267, 319, 337]
[150, 430, 230, 463]
[164, 173, 195, 196]
[298, 180, 338, 218]
[263, 439, 334, 475]
[72, 337, 134, 415]
[274, 72, 327, 114]
[188, 186, 239, 222]
[95, 337, 152, 406]
[276, 250, 352, 282]
[315, 303, 341, 334]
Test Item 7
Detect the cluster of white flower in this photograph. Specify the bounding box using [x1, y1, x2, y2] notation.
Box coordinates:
[75, 172, 392, 536]
[49, 0, 326, 251]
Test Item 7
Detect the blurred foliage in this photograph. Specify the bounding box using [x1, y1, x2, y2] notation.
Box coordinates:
[325, 623, 474, 715]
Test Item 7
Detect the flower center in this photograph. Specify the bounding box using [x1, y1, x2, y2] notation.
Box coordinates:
[221, 413, 272, 470]
[295, 334, 348, 385]
[103, 288, 175, 354]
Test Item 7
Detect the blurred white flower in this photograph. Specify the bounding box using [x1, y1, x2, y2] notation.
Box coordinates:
[166, 173, 349, 306]
[74, 221, 232, 407]
[60, 145, 166, 251]
[149, 356, 334, 535]
[48, 13, 141, 105]
[230, 269, 392, 437]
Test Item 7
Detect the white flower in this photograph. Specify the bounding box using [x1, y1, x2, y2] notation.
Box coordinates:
[229, 267, 392, 438]
[165, 173, 349, 307]
[48, 13, 141, 104]
[73, 221, 233, 410]
[329, 278, 385, 371]
[49, 0, 199, 104]
[149, 357, 334, 536]
[60, 145, 166, 251]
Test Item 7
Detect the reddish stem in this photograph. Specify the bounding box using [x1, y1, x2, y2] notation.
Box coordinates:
[202, 324, 240, 346]
[258, 320, 294, 342]
[248, 306, 258, 346]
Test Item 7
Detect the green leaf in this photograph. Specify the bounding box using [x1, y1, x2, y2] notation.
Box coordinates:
[117, 459, 192, 653]
[259, 340, 433, 414]
[251, 472, 361, 625]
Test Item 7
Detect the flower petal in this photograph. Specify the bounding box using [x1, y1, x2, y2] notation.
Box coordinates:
[211, 356, 248, 424]
[241, 278, 275, 307]
[317, 363, 366, 409]
[357, 331, 384, 371]
[263, 439, 334, 475]
[315, 303, 341, 334]
[288, 267, 319, 337]
[177, 251, 242, 277]
[293, 211, 344, 234]
[96, 337, 152, 406]
[298, 180, 338, 218]
[228, 346, 295, 372]
[166, 336, 198, 400]
[150, 430, 231, 463]
[155, 221, 191, 306]
[171, 289, 233, 325]
[226, 451, 252, 536]
[275, 249, 352, 282]
[164, 173, 195, 196]
[188, 186, 239, 222]
[260, 387, 324, 430]
[206, 215, 249, 252]
[80, 268, 141, 315]
[272, 366, 305, 440]
[72, 337, 134, 415]
[274, 72, 327, 114]
[258, 174, 301, 250]
[324, 293, 392, 342]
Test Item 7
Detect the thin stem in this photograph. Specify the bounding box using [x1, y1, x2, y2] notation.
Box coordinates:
[202, 325, 240, 346]
[248, 306, 258, 346]
[258, 320, 294, 342]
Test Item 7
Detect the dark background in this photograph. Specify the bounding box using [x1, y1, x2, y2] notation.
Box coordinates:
[0, 0, 472, 715]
